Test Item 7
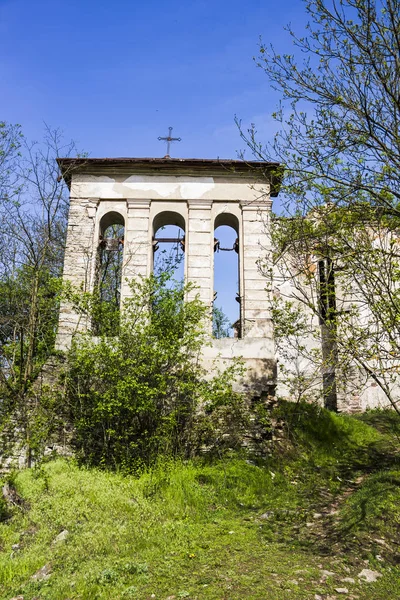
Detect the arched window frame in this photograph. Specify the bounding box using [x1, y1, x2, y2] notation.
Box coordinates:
[92, 210, 126, 334]
[152, 210, 186, 278]
[213, 212, 242, 338]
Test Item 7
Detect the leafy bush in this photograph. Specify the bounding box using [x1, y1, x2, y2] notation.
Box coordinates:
[62, 274, 245, 470]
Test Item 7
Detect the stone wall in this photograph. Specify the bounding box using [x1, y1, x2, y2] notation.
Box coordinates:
[56, 160, 277, 396]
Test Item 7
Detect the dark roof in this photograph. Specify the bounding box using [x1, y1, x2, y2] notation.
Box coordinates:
[57, 156, 283, 196]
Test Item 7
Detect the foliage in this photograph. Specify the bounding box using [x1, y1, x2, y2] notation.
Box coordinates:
[212, 305, 232, 338]
[0, 121, 22, 202]
[0, 123, 84, 464]
[272, 296, 324, 403]
[0, 267, 61, 388]
[62, 273, 245, 470]
[240, 0, 400, 412]
[0, 406, 399, 599]
[246, 0, 400, 214]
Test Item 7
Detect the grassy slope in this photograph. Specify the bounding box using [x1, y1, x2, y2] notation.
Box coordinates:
[0, 403, 399, 600]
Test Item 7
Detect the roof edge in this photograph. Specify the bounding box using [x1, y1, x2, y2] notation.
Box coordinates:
[57, 157, 283, 196]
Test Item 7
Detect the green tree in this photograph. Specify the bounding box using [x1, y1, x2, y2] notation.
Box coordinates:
[212, 305, 232, 339]
[244, 0, 400, 217]
[62, 274, 245, 470]
[241, 0, 400, 412]
[0, 125, 83, 462]
[0, 121, 22, 203]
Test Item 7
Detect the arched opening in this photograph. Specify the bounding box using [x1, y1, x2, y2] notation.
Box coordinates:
[213, 214, 240, 338]
[152, 211, 185, 285]
[94, 211, 125, 335]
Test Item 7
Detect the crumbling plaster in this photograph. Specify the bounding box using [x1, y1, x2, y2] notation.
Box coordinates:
[56, 160, 389, 410]
[56, 162, 276, 393]
[70, 173, 270, 202]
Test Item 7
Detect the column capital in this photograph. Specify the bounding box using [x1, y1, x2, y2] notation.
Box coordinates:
[86, 198, 100, 218]
[70, 196, 99, 202]
[127, 198, 151, 211]
[241, 200, 272, 212]
[187, 199, 213, 209]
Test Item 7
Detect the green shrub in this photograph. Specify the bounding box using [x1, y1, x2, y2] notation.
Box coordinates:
[62, 274, 245, 470]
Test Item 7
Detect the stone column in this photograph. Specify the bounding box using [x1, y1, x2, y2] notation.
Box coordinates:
[186, 199, 213, 331]
[122, 199, 152, 299]
[241, 201, 273, 339]
[56, 197, 99, 350]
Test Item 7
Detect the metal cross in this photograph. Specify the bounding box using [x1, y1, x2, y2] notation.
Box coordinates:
[158, 127, 181, 158]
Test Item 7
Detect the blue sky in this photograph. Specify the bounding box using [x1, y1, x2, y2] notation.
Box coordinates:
[0, 0, 308, 326]
[0, 0, 307, 158]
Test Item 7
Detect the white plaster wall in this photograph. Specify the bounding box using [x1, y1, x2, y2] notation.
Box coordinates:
[70, 174, 270, 202]
[241, 204, 273, 339]
[272, 256, 324, 404]
[123, 199, 151, 298]
[272, 252, 400, 412]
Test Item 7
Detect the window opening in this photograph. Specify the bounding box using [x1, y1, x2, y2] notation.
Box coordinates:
[94, 212, 125, 335]
[213, 221, 240, 338]
[153, 212, 185, 286]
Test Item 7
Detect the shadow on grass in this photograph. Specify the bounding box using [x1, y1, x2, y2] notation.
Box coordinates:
[357, 409, 400, 437]
[273, 401, 400, 472]
[305, 470, 400, 563]
[338, 471, 400, 533]
[268, 402, 400, 562]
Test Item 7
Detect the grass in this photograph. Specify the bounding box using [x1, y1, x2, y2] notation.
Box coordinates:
[0, 402, 399, 599]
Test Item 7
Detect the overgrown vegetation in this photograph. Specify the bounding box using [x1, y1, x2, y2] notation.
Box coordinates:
[239, 0, 400, 412]
[212, 305, 232, 339]
[0, 403, 399, 599]
[0, 122, 84, 462]
[59, 273, 247, 471]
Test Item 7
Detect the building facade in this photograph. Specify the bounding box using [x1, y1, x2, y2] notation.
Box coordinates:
[56, 157, 281, 395]
[57, 157, 394, 411]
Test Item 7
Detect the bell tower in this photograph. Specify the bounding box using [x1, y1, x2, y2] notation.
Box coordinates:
[56, 157, 281, 393]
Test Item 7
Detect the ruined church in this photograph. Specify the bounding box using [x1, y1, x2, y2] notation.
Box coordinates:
[56, 154, 388, 413]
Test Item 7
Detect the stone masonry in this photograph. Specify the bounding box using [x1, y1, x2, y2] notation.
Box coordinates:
[56, 157, 281, 394]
